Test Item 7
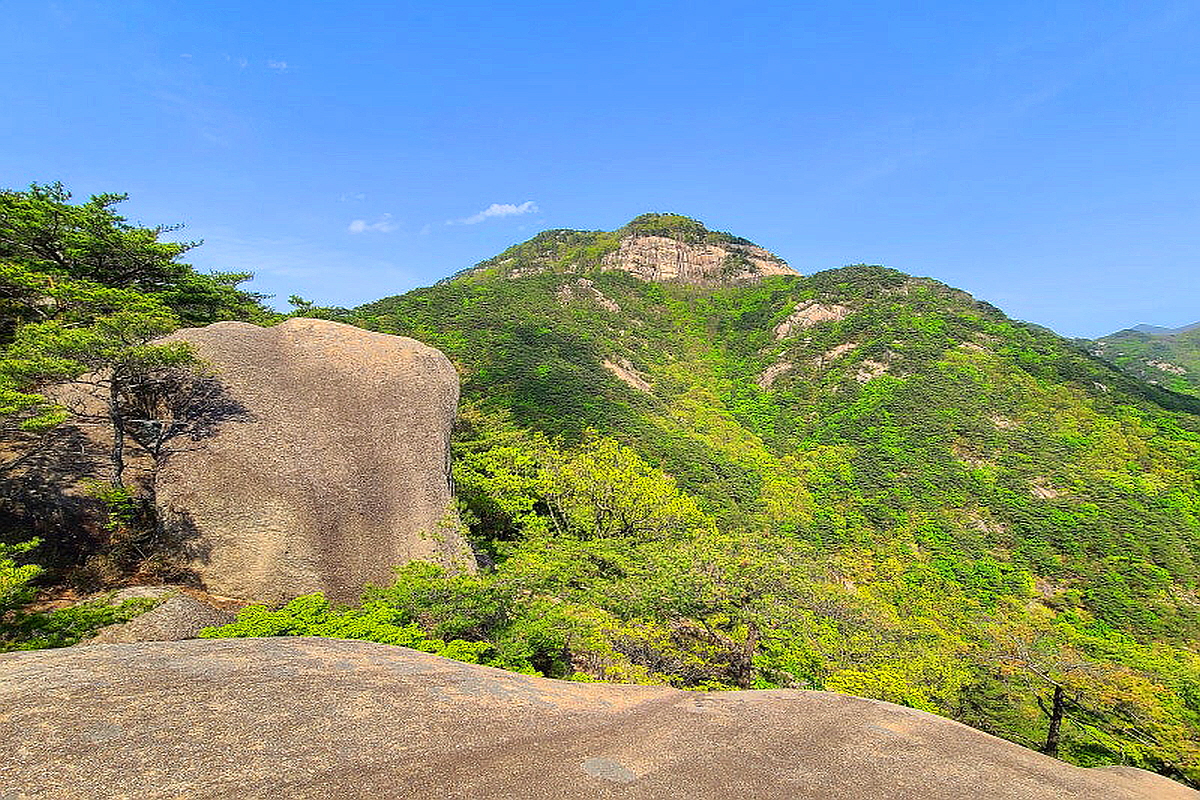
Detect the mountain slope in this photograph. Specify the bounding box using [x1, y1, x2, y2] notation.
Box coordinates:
[1132, 323, 1200, 336]
[1091, 324, 1200, 398]
[342, 218, 1200, 783]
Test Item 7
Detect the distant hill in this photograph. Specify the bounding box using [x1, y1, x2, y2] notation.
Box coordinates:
[339, 215, 1200, 783]
[1090, 322, 1200, 398]
[1131, 322, 1200, 336]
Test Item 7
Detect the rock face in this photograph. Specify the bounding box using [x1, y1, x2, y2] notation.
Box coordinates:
[773, 300, 852, 339]
[155, 318, 473, 605]
[556, 277, 622, 312]
[1, 638, 1193, 800]
[599, 234, 795, 286]
[456, 214, 798, 288]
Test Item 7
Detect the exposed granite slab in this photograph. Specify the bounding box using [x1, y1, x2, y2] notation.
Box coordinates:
[2, 638, 1193, 799]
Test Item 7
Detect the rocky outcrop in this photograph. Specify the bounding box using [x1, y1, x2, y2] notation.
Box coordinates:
[84, 587, 234, 644]
[1, 638, 1193, 800]
[458, 214, 798, 288]
[602, 357, 652, 393]
[756, 359, 795, 389]
[556, 277, 621, 312]
[599, 235, 795, 286]
[155, 318, 473, 605]
[773, 300, 852, 339]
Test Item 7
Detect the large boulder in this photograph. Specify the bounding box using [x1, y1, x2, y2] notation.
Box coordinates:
[155, 318, 474, 604]
[1, 638, 1193, 799]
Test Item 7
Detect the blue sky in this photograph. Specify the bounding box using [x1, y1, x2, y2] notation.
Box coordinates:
[3, 1, 1198, 337]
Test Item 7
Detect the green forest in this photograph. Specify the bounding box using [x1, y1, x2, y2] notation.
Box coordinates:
[3, 193, 1199, 786]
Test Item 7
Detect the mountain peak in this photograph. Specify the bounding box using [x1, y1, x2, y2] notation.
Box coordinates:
[617, 212, 754, 245]
[452, 213, 797, 287]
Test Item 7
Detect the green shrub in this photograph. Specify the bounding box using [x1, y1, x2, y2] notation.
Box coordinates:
[199, 592, 495, 665]
[0, 539, 43, 619]
[4, 534, 167, 654]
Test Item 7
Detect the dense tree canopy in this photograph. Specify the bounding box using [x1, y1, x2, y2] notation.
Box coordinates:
[0, 182, 272, 440]
[0, 183, 267, 326]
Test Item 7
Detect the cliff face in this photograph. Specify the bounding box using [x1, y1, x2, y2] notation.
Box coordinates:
[599, 234, 795, 285]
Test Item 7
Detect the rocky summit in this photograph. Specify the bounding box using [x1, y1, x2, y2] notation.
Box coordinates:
[1, 637, 1194, 800]
[454, 212, 797, 286]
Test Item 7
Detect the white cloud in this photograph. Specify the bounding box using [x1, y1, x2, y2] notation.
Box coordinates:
[348, 214, 397, 234]
[452, 200, 539, 225]
[267, 60, 290, 71]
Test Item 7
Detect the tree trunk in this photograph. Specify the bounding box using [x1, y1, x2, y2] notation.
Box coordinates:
[1042, 685, 1065, 757]
[737, 620, 760, 689]
[109, 379, 125, 488]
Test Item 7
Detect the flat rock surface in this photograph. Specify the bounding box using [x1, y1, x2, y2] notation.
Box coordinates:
[2, 637, 1194, 800]
[156, 318, 473, 605]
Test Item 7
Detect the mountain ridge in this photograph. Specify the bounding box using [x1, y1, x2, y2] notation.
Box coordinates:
[9, 190, 1197, 789]
[1130, 322, 1200, 337]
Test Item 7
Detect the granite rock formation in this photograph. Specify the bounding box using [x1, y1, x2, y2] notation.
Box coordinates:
[452, 213, 798, 287]
[155, 318, 473, 604]
[1, 637, 1193, 800]
[83, 587, 234, 645]
[598, 234, 795, 286]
